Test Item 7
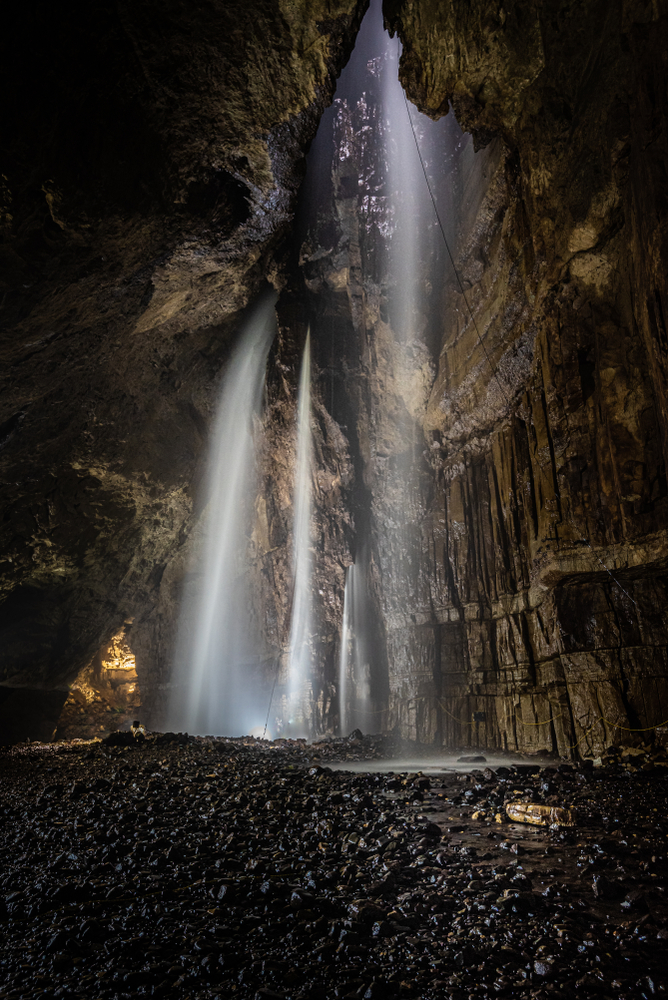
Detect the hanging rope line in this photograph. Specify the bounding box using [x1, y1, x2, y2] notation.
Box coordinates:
[434, 693, 668, 746]
[404, 90, 645, 612]
[401, 94, 660, 746]
[438, 699, 478, 726]
[402, 92, 510, 406]
[262, 662, 281, 740]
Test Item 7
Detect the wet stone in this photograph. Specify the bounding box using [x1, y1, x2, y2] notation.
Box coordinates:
[0, 735, 667, 998]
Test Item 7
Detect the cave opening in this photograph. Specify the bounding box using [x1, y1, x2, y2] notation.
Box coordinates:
[55, 624, 141, 742]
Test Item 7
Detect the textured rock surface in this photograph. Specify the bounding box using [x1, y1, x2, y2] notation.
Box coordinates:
[2, 0, 668, 752]
[0, 0, 368, 732]
[375, 0, 668, 754]
[1, 737, 667, 998]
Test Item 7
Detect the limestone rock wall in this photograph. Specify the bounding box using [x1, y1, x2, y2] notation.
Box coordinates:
[0, 0, 368, 736]
[376, 0, 668, 754]
[2, 0, 668, 754]
[139, 0, 668, 751]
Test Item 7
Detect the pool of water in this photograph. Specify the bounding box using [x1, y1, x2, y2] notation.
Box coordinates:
[329, 751, 557, 775]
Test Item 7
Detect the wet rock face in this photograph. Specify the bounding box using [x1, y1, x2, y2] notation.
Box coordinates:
[289, 0, 668, 751]
[2, 0, 668, 748]
[0, 0, 368, 727]
[348, 0, 668, 752]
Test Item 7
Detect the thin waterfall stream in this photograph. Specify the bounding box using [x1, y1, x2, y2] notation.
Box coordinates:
[168, 295, 275, 736]
[322, 0, 453, 736]
[286, 331, 312, 736]
[338, 564, 352, 737]
[338, 556, 372, 737]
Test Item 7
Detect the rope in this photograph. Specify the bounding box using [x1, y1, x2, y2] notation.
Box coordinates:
[402, 92, 510, 406]
[566, 720, 607, 753]
[400, 97, 668, 754]
[593, 715, 668, 734]
[262, 661, 281, 740]
[514, 701, 668, 744]
[514, 708, 565, 727]
[432, 692, 668, 742]
[438, 699, 477, 726]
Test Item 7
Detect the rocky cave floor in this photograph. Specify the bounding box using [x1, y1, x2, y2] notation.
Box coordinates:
[54, 693, 140, 744]
[0, 734, 667, 1000]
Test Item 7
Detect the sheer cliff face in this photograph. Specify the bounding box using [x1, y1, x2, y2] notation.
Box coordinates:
[277, 0, 668, 755]
[376, 0, 668, 754]
[2, 0, 668, 753]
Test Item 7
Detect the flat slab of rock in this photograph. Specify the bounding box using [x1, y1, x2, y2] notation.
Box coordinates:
[506, 801, 576, 827]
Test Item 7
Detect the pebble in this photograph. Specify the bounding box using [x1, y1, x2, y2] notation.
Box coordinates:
[0, 735, 666, 999]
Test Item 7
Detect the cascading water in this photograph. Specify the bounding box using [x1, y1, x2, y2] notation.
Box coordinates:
[169, 0, 467, 740]
[286, 331, 312, 735]
[374, 21, 457, 737]
[338, 554, 373, 736]
[338, 564, 352, 736]
[377, 15, 444, 525]
[383, 34, 421, 344]
[168, 294, 275, 736]
[303, 0, 464, 735]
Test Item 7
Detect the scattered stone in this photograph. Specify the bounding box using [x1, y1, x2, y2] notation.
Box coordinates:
[0, 735, 666, 1000]
[102, 730, 141, 747]
[592, 874, 624, 900]
[505, 802, 576, 827]
[621, 889, 649, 912]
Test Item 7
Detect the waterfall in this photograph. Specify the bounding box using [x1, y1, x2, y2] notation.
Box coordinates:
[286, 330, 312, 734]
[382, 32, 421, 343]
[338, 565, 352, 736]
[338, 555, 373, 736]
[169, 294, 275, 736]
[302, 0, 458, 734]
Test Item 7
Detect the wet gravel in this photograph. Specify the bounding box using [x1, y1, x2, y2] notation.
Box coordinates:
[0, 735, 667, 999]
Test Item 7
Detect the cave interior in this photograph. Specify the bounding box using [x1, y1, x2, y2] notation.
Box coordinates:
[1, 2, 668, 999]
[2, 0, 668, 757]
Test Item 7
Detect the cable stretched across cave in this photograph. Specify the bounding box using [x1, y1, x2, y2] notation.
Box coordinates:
[402, 91, 511, 407]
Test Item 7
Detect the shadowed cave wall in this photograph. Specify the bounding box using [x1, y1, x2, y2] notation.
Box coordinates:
[1, 0, 668, 753]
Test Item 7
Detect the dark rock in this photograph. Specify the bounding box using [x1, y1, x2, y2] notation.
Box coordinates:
[593, 874, 624, 900]
[0, 731, 666, 1000]
[103, 731, 138, 748]
[534, 958, 555, 977]
[621, 890, 649, 913]
[0, 688, 69, 746]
